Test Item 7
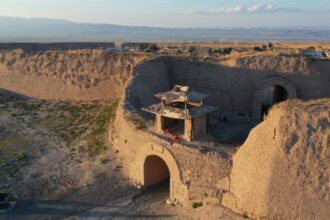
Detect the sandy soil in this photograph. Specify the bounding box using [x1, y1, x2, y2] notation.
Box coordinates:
[111, 181, 245, 220]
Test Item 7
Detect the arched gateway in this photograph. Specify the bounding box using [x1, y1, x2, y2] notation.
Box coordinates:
[252, 76, 297, 120]
[144, 155, 170, 188]
[136, 143, 188, 202]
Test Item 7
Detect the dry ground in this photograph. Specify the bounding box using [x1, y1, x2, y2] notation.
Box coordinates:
[0, 91, 246, 220]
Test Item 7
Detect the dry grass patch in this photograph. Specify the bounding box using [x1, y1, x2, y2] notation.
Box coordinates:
[0, 93, 119, 193]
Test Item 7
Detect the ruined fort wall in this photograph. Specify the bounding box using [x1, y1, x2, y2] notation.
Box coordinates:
[167, 57, 329, 114]
[127, 59, 171, 108]
[168, 59, 255, 113]
[0, 74, 124, 100]
[0, 50, 144, 100]
[1, 50, 329, 105]
[112, 60, 232, 202]
[311, 60, 330, 97]
[222, 99, 330, 219]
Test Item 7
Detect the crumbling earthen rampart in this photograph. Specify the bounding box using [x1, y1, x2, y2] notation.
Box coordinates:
[0, 49, 146, 100]
[1, 51, 329, 106]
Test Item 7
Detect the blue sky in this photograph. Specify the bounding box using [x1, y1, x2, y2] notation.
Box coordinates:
[1, 0, 330, 27]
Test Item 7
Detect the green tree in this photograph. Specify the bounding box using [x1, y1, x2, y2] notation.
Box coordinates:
[223, 47, 232, 55]
[254, 46, 263, 52]
[188, 46, 196, 53]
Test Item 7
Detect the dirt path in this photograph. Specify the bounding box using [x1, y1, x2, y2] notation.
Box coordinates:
[2, 181, 245, 220]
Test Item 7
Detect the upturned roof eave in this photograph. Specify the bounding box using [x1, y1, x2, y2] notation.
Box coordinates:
[142, 104, 218, 119]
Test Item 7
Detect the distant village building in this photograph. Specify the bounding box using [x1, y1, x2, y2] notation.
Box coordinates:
[105, 47, 121, 52]
[303, 51, 325, 58]
[121, 42, 154, 52]
[143, 85, 217, 141]
[301, 48, 326, 58]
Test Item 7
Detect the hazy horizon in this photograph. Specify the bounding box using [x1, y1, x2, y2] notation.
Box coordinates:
[1, 0, 330, 28]
[2, 15, 330, 29]
[1, 15, 330, 42]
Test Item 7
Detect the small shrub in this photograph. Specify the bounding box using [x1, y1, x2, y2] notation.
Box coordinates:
[254, 45, 267, 52]
[15, 152, 26, 161]
[134, 118, 146, 130]
[192, 202, 203, 209]
[188, 46, 196, 53]
[243, 212, 249, 218]
[82, 137, 108, 157]
[254, 46, 262, 51]
[176, 49, 183, 54]
[148, 44, 160, 53]
[100, 158, 110, 164]
[144, 48, 152, 53]
[222, 47, 232, 55]
[322, 51, 327, 58]
[213, 48, 222, 54]
[139, 44, 149, 51]
[262, 44, 268, 51]
[307, 46, 316, 51]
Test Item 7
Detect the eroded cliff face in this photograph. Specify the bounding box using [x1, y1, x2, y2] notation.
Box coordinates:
[222, 99, 330, 220]
[0, 49, 148, 100]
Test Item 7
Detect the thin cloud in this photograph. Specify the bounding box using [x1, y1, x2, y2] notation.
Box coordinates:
[185, 4, 302, 15]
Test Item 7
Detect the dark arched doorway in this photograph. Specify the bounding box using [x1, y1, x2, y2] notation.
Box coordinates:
[261, 85, 289, 117]
[143, 155, 170, 196]
[252, 77, 297, 121]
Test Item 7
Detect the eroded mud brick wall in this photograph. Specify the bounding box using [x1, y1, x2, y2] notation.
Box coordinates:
[165, 57, 330, 114]
[0, 50, 143, 100]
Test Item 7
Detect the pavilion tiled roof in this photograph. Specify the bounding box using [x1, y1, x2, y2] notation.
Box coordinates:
[143, 103, 218, 119]
[143, 85, 217, 119]
[155, 85, 209, 103]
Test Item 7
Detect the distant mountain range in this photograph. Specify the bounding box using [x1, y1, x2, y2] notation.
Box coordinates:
[0, 16, 330, 42]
